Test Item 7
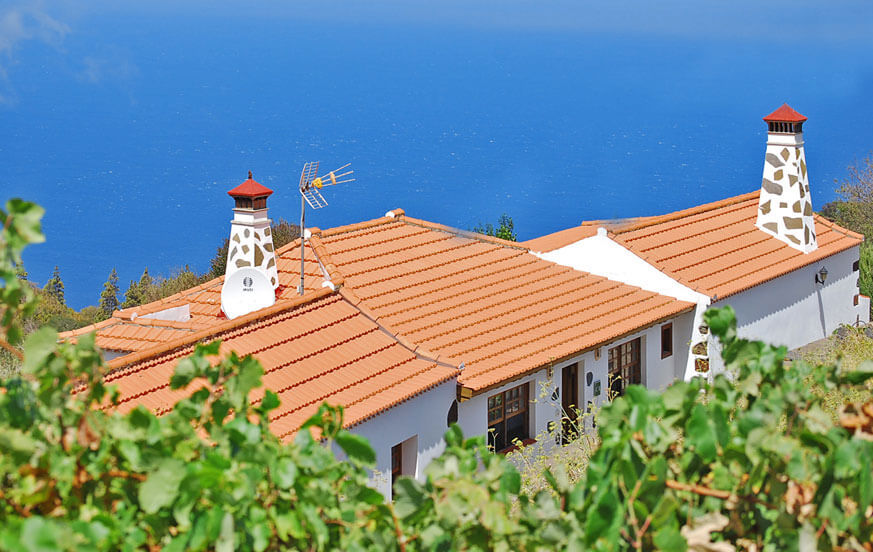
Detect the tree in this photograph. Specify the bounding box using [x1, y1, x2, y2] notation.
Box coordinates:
[43, 265, 65, 306]
[139, 266, 152, 290]
[822, 153, 873, 238]
[473, 214, 517, 241]
[99, 268, 119, 316]
[121, 279, 141, 309]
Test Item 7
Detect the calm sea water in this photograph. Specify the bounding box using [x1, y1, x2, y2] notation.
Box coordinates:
[3, 3, 873, 308]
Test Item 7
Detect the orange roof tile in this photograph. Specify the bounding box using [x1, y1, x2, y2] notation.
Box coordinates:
[94, 291, 457, 440]
[301, 215, 694, 395]
[609, 191, 861, 299]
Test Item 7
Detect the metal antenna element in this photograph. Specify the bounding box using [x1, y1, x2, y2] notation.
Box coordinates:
[297, 161, 355, 295]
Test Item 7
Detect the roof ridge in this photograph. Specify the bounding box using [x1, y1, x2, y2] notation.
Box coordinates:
[338, 288, 461, 369]
[610, 190, 761, 235]
[812, 213, 864, 241]
[398, 214, 529, 251]
[105, 287, 337, 371]
[319, 215, 399, 239]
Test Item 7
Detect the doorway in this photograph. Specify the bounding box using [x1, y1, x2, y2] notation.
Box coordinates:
[561, 363, 579, 443]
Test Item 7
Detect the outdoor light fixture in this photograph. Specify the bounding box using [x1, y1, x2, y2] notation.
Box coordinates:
[815, 266, 828, 285]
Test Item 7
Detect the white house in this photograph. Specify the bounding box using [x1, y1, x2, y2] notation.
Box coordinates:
[64, 104, 866, 497]
[524, 104, 868, 378]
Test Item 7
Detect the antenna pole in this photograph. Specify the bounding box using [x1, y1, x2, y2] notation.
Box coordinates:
[298, 194, 306, 296]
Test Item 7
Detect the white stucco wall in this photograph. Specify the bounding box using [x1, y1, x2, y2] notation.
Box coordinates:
[709, 245, 866, 373]
[454, 312, 691, 451]
[340, 379, 457, 499]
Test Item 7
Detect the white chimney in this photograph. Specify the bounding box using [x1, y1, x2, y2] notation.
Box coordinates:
[755, 104, 817, 253]
[220, 172, 279, 319]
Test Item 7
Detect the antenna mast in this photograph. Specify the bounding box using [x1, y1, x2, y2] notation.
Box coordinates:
[297, 161, 354, 295]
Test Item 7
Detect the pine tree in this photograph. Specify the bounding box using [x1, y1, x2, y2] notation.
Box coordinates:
[44, 265, 65, 306]
[99, 268, 120, 316]
[139, 267, 152, 290]
[121, 279, 141, 309]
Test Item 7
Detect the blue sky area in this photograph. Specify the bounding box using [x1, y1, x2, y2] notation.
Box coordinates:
[2, 1, 873, 308]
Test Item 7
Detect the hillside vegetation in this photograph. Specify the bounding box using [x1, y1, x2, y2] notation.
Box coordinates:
[2, 199, 873, 550]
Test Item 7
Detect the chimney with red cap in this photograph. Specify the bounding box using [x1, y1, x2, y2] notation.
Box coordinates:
[223, 171, 279, 288]
[755, 103, 817, 253]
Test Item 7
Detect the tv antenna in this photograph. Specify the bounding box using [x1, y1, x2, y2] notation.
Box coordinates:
[297, 161, 354, 295]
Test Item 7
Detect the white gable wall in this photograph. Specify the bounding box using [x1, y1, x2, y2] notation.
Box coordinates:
[709, 244, 867, 373]
[533, 230, 708, 304]
[533, 233, 709, 380]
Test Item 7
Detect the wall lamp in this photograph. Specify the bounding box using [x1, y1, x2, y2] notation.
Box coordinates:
[815, 266, 828, 285]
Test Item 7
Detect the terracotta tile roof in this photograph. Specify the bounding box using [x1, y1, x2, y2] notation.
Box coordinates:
[95, 289, 456, 441]
[71, 210, 693, 428]
[763, 103, 807, 123]
[526, 191, 862, 300]
[302, 215, 694, 394]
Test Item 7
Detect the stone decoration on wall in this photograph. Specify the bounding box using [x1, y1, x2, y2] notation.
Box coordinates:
[227, 225, 279, 287]
[755, 105, 818, 254]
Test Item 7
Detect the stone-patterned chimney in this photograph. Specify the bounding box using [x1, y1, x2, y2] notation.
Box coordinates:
[224, 172, 279, 288]
[755, 104, 817, 253]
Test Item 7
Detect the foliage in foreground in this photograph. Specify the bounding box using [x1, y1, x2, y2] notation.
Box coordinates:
[2, 198, 873, 550]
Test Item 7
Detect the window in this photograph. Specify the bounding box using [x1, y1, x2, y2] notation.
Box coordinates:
[661, 323, 673, 359]
[391, 443, 402, 487]
[608, 337, 641, 398]
[854, 259, 860, 272]
[487, 383, 529, 452]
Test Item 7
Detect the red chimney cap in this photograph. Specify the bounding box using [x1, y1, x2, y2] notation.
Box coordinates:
[228, 171, 273, 198]
[763, 103, 808, 123]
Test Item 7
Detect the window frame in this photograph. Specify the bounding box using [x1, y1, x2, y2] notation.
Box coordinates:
[487, 382, 530, 453]
[661, 323, 673, 359]
[608, 337, 642, 398]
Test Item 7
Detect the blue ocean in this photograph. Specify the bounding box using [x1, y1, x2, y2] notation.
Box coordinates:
[3, 1, 873, 308]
